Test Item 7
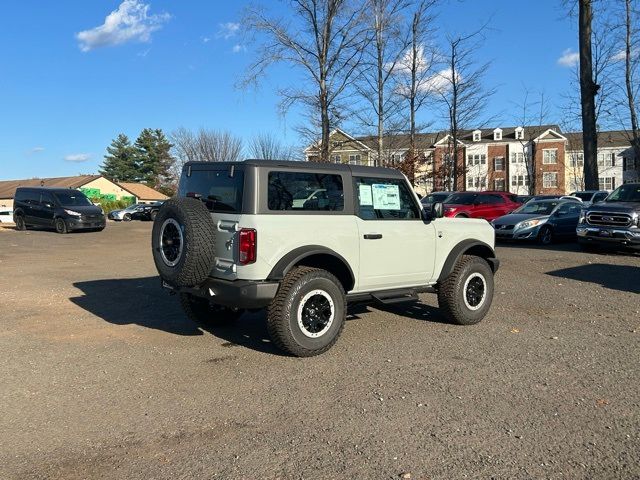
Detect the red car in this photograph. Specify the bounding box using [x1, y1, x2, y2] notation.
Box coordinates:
[443, 191, 522, 221]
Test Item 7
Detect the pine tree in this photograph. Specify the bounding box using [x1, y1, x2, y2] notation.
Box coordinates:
[134, 128, 175, 189]
[100, 134, 139, 182]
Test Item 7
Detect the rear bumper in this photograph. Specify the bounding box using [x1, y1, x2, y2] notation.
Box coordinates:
[162, 277, 280, 309]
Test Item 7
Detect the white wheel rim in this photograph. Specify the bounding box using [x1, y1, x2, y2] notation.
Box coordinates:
[463, 272, 487, 311]
[297, 289, 335, 338]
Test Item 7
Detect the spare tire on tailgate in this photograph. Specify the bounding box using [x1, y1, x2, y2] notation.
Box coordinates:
[151, 197, 216, 287]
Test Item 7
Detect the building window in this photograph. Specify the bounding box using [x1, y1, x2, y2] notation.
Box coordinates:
[597, 152, 615, 167]
[515, 127, 524, 140]
[511, 175, 529, 187]
[330, 154, 341, 163]
[349, 154, 361, 165]
[473, 130, 481, 142]
[467, 176, 486, 189]
[494, 129, 502, 141]
[623, 156, 636, 171]
[543, 172, 558, 188]
[511, 152, 524, 163]
[569, 153, 584, 167]
[598, 177, 616, 190]
[494, 178, 505, 191]
[543, 149, 557, 164]
[494, 157, 504, 171]
[467, 177, 474, 188]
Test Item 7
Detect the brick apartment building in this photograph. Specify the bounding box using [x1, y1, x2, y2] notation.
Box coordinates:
[305, 126, 638, 196]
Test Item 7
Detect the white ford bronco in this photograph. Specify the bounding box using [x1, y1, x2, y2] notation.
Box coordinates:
[152, 160, 499, 356]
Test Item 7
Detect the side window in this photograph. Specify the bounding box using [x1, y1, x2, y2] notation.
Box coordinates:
[355, 177, 419, 220]
[40, 192, 55, 207]
[267, 171, 344, 211]
[593, 193, 607, 202]
[485, 194, 505, 204]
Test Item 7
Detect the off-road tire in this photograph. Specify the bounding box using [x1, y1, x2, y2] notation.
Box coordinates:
[437, 255, 494, 326]
[14, 215, 26, 231]
[538, 226, 553, 245]
[151, 197, 216, 287]
[55, 218, 68, 234]
[267, 267, 346, 357]
[180, 293, 243, 326]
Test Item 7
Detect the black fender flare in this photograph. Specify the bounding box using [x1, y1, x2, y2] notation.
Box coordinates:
[267, 245, 356, 291]
[437, 240, 499, 283]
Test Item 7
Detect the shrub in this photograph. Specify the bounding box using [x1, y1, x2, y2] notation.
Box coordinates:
[89, 197, 134, 214]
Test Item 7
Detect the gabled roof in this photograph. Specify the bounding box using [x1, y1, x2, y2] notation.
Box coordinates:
[117, 182, 168, 201]
[0, 175, 101, 199]
[565, 130, 637, 149]
[532, 128, 567, 142]
[304, 128, 373, 153]
[356, 132, 445, 150]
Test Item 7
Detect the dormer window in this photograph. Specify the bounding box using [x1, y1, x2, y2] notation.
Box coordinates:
[515, 127, 524, 140]
[472, 130, 481, 142]
[493, 128, 502, 141]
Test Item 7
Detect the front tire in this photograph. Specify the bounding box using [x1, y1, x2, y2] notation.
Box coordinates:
[267, 267, 346, 357]
[123, 213, 132, 221]
[180, 293, 243, 326]
[538, 226, 553, 245]
[437, 255, 494, 326]
[55, 218, 68, 234]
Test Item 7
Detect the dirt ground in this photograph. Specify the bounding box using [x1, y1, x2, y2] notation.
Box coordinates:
[0, 221, 639, 480]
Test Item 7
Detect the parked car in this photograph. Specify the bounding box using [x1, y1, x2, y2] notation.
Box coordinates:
[569, 190, 609, 206]
[577, 183, 640, 251]
[492, 198, 583, 244]
[108, 203, 146, 221]
[516, 195, 533, 204]
[130, 201, 164, 221]
[421, 192, 452, 209]
[13, 187, 106, 233]
[443, 191, 521, 221]
[0, 206, 13, 223]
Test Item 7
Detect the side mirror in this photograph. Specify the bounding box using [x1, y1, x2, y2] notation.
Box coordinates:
[431, 202, 444, 219]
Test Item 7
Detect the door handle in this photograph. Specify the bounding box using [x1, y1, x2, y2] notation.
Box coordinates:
[364, 233, 383, 240]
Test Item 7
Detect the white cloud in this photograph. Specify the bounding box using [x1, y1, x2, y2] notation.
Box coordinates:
[76, 0, 170, 52]
[217, 22, 240, 40]
[201, 36, 211, 43]
[29, 147, 45, 154]
[64, 153, 91, 162]
[232, 44, 246, 53]
[557, 48, 579, 67]
[612, 48, 639, 62]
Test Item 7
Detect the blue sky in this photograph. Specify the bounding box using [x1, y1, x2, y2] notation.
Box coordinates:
[0, 0, 582, 180]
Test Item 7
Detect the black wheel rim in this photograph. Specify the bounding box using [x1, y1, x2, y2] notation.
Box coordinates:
[160, 219, 183, 266]
[300, 293, 333, 336]
[465, 276, 485, 308]
[542, 229, 551, 244]
[56, 219, 64, 232]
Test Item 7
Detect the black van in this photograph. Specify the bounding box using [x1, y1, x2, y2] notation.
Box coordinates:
[13, 187, 106, 233]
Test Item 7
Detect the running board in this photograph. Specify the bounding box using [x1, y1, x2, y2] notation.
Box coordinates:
[347, 285, 436, 305]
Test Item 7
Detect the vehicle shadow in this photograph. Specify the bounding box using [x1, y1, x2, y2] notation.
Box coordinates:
[547, 264, 640, 294]
[374, 300, 451, 324]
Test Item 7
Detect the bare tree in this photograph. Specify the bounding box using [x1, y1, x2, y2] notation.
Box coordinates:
[171, 127, 243, 177]
[393, 0, 438, 184]
[578, 0, 600, 189]
[353, 0, 411, 166]
[436, 29, 495, 191]
[248, 132, 299, 160]
[622, 0, 640, 163]
[242, 0, 369, 162]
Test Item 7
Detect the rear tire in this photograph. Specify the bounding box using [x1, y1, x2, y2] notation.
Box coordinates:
[267, 267, 346, 357]
[437, 255, 494, 326]
[14, 215, 26, 231]
[123, 213, 132, 221]
[180, 293, 243, 326]
[55, 218, 68, 234]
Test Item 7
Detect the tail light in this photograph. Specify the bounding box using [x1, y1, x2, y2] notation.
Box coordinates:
[238, 228, 257, 265]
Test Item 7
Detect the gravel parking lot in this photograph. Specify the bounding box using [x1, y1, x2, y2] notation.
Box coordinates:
[1, 221, 639, 479]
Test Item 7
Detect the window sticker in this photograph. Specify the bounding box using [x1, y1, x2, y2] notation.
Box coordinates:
[358, 184, 373, 206]
[372, 183, 400, 210]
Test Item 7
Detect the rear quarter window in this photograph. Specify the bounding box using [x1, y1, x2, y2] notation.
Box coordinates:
[267, 171, 344, 211]
[179, 167, 244, 213]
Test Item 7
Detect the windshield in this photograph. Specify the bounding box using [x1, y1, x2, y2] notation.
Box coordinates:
[125, 204, 143, 211]
[53, 191, 92, 206]
[571, 192, 594, 201]
[605, 184, 640, 202]
[513, 200, 561, 215]
[423, 193, 450, 203]
[445, 193, 477, 205]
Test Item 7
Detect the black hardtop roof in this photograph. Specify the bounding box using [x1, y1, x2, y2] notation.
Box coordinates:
[16, 186, 86, 193]
[184, 159, 406, 178]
